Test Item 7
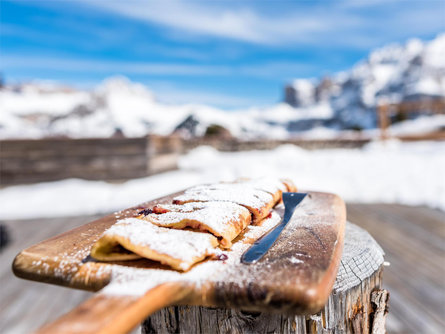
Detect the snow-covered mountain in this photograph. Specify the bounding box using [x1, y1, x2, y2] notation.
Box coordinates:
[1, 34, 444, 140]
[0, 76, 335, 140]
[285, 33, 445, 129]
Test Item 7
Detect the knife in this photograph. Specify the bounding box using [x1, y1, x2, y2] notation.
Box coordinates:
[241, 192, 307, 264]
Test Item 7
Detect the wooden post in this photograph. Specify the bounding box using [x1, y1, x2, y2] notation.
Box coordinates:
[142, 223, 388, 334]
[146, 135, 181, 175]
[377, 104, 390, 140]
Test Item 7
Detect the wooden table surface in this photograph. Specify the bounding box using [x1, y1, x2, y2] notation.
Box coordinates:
[3, 204, 443, 333]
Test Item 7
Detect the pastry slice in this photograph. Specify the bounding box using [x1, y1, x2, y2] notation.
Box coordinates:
[141, 201, 251, 248]
[173, 183, 275, 224]
[232, 177, 288, 205]
[281, 178, 298, 192]
[90, 218, 218, 271]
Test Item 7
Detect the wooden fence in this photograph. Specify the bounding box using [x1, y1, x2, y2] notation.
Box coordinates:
[0, 136, 182, 185]
[377, 98, 445, 139]
[186, 138, 369, 152]
[0, 136, 370, 185]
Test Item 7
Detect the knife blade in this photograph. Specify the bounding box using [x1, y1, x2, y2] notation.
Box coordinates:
[241, 192, 307, 264]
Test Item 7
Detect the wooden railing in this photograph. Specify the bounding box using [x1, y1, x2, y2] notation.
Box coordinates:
[377, 99, 445, 139]
[0, 136, 369, 185]
[0, 136, 182, 185]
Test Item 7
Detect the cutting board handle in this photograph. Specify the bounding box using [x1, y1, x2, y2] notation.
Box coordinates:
[36, 283, 189, 334]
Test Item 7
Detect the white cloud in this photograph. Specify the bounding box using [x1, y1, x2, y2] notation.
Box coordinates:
[88, 1, 269, 44]
[86, 0, 338, 45]
[82, 0, 445, 47]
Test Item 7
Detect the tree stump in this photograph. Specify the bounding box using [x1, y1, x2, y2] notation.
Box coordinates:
[141, 222, 388, 334]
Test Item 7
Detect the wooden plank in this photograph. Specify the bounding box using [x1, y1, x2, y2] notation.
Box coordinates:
[346, 204, 445, 333]
[1, 144, 148, 158]
[0, 157, 148, 177]
[0, 216, 99, 334]
[1, 137, 147, 147]
[0, 138, 152, 185]
[347, 205, 444, 280]
[389, 204, 445, 239]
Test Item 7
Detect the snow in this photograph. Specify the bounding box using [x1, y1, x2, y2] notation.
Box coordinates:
[256, 103, 334, 124]
[0, 78, 337, 140]
[289, 79, 316, 107]
[1, 140, 444, 220]
[424, 33, 445, 69]
[408, 76, 444, 96]
[0, 86, 90, 117]
[387, 115, 445, 136]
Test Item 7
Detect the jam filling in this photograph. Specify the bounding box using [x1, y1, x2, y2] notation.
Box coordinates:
[214, 253, 228, 261]
[152, 206, 169, 214]
[137, 208, 153, 216]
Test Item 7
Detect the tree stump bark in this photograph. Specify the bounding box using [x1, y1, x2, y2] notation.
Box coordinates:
[141, 222, 388, 334]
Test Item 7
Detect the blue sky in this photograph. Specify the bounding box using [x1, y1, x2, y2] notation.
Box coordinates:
[1, 0, 444, 109]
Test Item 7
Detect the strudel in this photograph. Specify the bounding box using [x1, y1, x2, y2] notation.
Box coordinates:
[90, 177, 298, 271]
[172, 183, 275, 223]
[140, 201, 251, 248]
[90, 218, 218, 271]
[231, 177, 288, 205]
[281, 178, 298, 192]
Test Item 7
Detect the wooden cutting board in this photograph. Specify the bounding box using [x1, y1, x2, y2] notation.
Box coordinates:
[13, 191, 346, 334]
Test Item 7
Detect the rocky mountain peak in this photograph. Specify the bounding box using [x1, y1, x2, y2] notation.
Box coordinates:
[285, 33, 445, 128]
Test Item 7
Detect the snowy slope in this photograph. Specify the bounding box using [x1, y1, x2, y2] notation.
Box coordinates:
[0, 77, 241, 139]
[0, 76, 304, 139]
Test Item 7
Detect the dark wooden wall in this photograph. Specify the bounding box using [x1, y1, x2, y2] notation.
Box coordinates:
[0, 136, 181, 185]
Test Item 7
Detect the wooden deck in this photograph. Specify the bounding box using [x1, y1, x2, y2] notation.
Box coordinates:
[1, 204, 444, 333]
[346, 204, 445, 334]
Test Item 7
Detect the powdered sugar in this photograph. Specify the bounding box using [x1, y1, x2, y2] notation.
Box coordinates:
[102, 218, 218, 271]
[289, 256, 304, 264]
[145, 201, 250, 245]
[233, 177, 287, 195]
[102, 211, 283, 296]
[174, 183, 274, 212]
[29, 245, 95, 281]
